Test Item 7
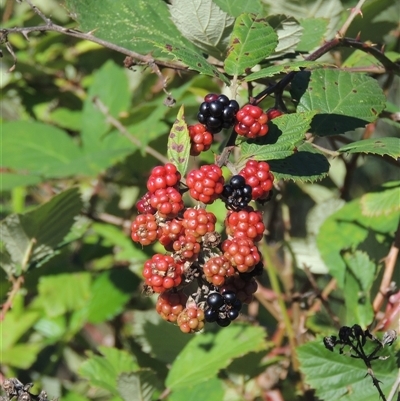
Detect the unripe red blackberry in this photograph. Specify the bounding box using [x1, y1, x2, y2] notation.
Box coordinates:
[172, 234, 201, 262]
[234, 105, 268, 138]
[222, 237, 261, 273]
[150, 187, 184, 218]
[225, 207, 265, 242]
[266, 108, 284, 120]
[188, 124, 213, 156]
[186, 164, 224, 204]
[182, 208, 216, 239]
[177, 306, 205, 333]
[147, 163, 181, 193]
[156, 291, 188, 322]
[136, 192, 156, 214]
[157, 218, 185, 251]
[203, 255, 235, 286]
[239, 160, 274, 201]
[131, 213, 159, 246]
[142, 254, 183, 293]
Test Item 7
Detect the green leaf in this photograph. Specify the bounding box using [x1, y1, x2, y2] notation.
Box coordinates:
[1, 174, 42, 191]
[86, 270, 134, 324]
[337, 137, 400, 159]
[169, 0, 234, 60]
[1, 343, 43, 369]
[117, 370, 161, 401]
[224, 14, 278, 76]
[167, 105, 191, 176]
[79, 346, 139, 396]
[245, 61, 331, 81]
[361, 181, 400, 216]
[239, 111, 316, 162]
[49, 108, 82, 131]
[213, 0, 263, 17]
[154, 43, 230, 85]
[268, 142, 330, 182]
[65, 0, 193, 57]
[295, 70, 386, 136]
[1, 121, 83, 178]
[0, 188, 82, 273]
[298, 340, 398, 401]
[296, 17, 328, 52]
[38, 273, 91, 317]
[343, 251, 375, 327]
[166, 323, 269, 390]
[168, 378, 225, 401]
[266, 15, 303, 56]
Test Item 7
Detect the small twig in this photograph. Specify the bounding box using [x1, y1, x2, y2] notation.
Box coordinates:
[93, 97, 169, 165]
[337, 0, 367, 38]
[310, 142, 340, 158]
[25, 0, 52, 25]
[373, 221, 400, 313]
[0, 275, 25, 321]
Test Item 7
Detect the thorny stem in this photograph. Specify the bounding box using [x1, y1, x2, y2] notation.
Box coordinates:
[0, 275, 24, 321]
[93, 97, 170, 165]
[337, 0, 368, 38]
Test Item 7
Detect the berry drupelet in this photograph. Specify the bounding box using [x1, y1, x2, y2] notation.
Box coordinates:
[222, 175, 253, 210]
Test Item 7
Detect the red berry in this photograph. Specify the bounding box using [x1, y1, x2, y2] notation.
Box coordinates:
[147, 163, 181, 193]
[142, 254, 182, 293]
[150, 187, 184, 218]
[177, 306, 205, 333]
[234, 105, 269, 138]
[266, 108, 284, 120]
[222, 238, 261, 273]
[186, 164, 224, 204]
[131, 213, 159, 246]
[225, 207, 265, 242]
[156, 291, 188, 322]
[182, 208, 216, 239]
[172, 234, 201, 262]
[188, 124, 213, 156]
[239, 160, 274, 200]
[203, 256, 235, 286]
[136, 192, 156, 214]
[158, 218, 185, 251]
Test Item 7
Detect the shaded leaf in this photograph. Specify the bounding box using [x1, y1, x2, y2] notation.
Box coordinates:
[298, 340, 397, 401]
[117, 370, 161, 401]
[167, 105, 191, 176]
[239, 111, 316, 162]
[169, 0, 234, 60]
[224, 14, 278, 76]
[361, 181, 400, 216]
[245, 61, 332, 81]
[166, 323, 269, 390]
[296, 70, 386, 135]
[0, 188, 82, 274]
[338, 137, 400, 159]
[266, 15, 303, 55]
[268, 142, 330, 182]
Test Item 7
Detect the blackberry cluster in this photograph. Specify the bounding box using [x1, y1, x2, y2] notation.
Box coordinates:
[221, 175, 253, 210]
[197, 94, 239, 134]
[204, 291, 242, 327]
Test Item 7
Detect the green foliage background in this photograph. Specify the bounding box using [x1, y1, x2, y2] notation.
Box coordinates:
[0, 0, 399, 400]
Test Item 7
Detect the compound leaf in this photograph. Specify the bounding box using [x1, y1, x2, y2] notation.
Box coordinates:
[224, 14, 278, 76]
[337, 137, 400, 159]
[167, 105, 191, 176]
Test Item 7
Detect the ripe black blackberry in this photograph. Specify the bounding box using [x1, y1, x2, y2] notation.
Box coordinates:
[205, 290, 242, 327]
[222, 175, 253, 210]
[197, 94, 240, 134]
